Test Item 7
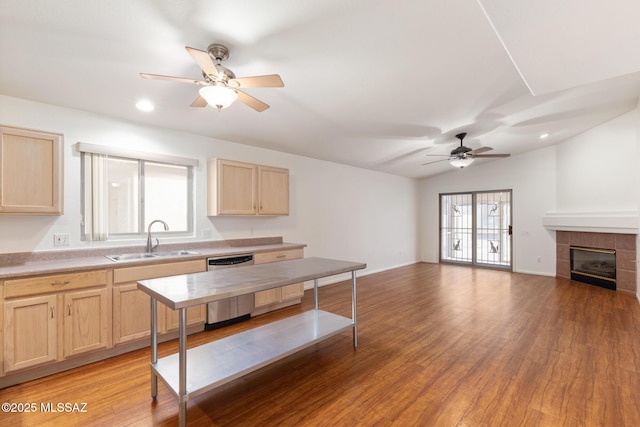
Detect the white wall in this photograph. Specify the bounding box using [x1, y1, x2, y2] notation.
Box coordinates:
[0, 95, 419, 277]
[419, 107, 640, 278]
[556, 111, 638, 212]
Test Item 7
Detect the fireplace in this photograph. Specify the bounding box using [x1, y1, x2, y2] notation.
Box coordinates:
[554, 231, 636, 294]
[570, 246, 616, 290]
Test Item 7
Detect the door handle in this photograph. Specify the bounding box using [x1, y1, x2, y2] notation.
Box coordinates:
[508, 225, 512, 235]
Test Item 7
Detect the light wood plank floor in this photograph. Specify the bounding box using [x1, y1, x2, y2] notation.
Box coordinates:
[1, 263, 639, 426]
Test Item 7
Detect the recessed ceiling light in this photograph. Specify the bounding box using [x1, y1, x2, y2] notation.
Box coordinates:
[136, 99, 154, 112]
[539, 133, 549, 139]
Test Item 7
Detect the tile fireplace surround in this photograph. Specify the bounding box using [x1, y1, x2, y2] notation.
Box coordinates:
[556, 231, 637, 294]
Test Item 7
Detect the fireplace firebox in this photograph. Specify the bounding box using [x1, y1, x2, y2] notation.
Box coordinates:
[570, 246, 616, 290]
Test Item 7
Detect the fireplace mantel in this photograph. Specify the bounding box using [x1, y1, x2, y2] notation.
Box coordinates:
[543, 211, 639, 234]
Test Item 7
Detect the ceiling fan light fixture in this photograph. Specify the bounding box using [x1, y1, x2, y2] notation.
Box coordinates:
[135, 99, 154, 112]
[199, 85, 238, 110]
[449, 156, 474, 169]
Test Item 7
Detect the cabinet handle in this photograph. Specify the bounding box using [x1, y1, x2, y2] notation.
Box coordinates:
[68, 303, 72, 316]
[276, 255, 286, 259]
[50, 305, 55, 319]
[51, 280, 71, 287]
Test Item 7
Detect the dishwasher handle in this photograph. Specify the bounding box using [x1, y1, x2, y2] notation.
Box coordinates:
[207, 254, 254, 269]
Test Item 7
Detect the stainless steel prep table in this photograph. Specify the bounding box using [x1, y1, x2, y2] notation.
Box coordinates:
[137, 257, 366, 427]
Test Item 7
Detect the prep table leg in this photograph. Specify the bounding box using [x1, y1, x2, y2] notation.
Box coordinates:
[314, 278, 319, 310]
[352, 271, 358, 349]
[178, 307, 187, 427]
[150, 298, 158, 399]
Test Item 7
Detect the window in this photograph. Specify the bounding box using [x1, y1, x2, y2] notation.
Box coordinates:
[440, 190, 512, 269]
[78, 143, 197, 241]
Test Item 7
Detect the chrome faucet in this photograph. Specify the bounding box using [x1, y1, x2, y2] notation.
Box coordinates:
[146, 219, 169, 253]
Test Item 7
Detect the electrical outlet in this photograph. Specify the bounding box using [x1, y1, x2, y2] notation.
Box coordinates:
[203, 229, 212, 239]
[54, 233, 70, 246]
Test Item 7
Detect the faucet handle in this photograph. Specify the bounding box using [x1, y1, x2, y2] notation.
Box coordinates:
[151, 237, 160, 252]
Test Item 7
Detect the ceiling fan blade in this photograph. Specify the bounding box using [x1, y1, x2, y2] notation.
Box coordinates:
[421, 158, 450, 166]
[236, 90, 270, 112]
[468, 146, 493, 155]
[185, 46, 218, 77]
[190, 96, 208, 108]
[140, 73, 204, 85]
[474, 154, 511, 158]
[231, 74, 284, 88]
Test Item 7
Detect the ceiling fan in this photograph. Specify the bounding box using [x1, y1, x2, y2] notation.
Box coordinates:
[140, 43, 283, 112]
[422, 132, 510, 169]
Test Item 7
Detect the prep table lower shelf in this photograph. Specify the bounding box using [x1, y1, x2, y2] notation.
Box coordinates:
[152, 310, 354, 399]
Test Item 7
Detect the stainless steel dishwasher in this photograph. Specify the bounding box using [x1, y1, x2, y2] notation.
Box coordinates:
[205, 254, 255, 330]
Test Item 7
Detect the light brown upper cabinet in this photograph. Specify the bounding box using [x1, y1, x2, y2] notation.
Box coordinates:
[208, 158, 289, 216]
[257, 165, 289, 215]
[0, 126, 63, 215]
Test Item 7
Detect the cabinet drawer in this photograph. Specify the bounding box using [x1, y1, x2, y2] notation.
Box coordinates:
[113, 259, 205, 284]
[254, 248, 303, 264]
[4, 270, 107, 299]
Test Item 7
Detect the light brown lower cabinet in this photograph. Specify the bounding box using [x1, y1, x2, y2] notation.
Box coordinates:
[3, 270, 110, 374]
[112, 260, 206, 345]
[253, 248, 305, 315]
[112, 283, 153, 344]
[63, 288, 109, 358]
[4, 295, 58, 372]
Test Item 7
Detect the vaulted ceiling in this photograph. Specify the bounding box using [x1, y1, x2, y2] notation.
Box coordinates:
[1, 0, 639, 178]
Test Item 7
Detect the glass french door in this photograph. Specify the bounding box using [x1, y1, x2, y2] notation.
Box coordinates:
[440, 190, 512, 270]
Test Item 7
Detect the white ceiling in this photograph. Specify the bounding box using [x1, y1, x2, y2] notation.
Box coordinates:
[1, 0, 639, 179]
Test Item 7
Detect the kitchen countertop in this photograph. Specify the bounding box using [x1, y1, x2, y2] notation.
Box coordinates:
[0, 238, 306, 279]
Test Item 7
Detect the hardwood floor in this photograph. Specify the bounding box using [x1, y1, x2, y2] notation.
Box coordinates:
[1, 263, 639, 426]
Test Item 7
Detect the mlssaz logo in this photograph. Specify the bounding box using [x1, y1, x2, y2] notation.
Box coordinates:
[40, 402, 88, 413]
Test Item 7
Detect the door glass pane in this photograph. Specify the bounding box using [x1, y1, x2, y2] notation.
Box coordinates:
[440, 193, 473, 263]
[476, 191, 511, 267]
[108, 158, 139, 234]
[145, 162, 189, 232]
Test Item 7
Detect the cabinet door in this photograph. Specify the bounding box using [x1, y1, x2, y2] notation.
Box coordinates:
[165, 305, 206, 332]
[253, 248, 304, 311]
[4, 295, 57, 372]
[209, 159, 257, 215]
[113, 284, 151, 344]
[63, 288, 109, 357]
[255, 283, 303, 307]
[281, 283, 304, 301]
[258, 165, 289, 215]
[254, 289, 281, 308]
[113, 260, 206, 343]
[0, 126, 63, 215]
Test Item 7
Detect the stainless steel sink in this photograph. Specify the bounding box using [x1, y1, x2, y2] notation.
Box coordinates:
[105, 250, 200, 261]
[153, 250, 200, 257]
[106, 253, 158, 262]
